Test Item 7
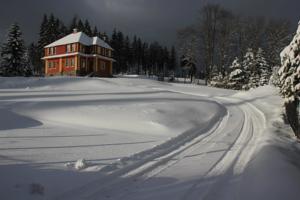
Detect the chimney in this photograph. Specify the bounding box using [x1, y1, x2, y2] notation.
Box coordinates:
[73, 28, 78, 34]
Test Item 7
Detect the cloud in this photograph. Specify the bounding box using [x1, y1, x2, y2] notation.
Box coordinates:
[0, 0, 299, 46]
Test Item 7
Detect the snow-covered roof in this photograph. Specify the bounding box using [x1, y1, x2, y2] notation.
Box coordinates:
[45, 32, 113, 50]
[92, 37, 112, 50]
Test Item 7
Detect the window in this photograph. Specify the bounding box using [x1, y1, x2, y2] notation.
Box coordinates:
[65, 58, 75, 67]
[71, 58, 75, 66]
[65, 58, 69, 66]
[67, 44, 71, 53]
[48, 61, 57, 68]
[67, 44, 76, 53]
[48, 47, 56, 55]
[72, 44, 76, 52]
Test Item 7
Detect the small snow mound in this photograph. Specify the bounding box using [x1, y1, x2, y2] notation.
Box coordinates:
[75, 159, 88, 170]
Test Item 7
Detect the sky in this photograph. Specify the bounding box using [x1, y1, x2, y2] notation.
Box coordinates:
[0, 0, 299, 47]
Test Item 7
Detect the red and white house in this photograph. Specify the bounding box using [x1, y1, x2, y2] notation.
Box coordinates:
[42, 29, 114, 77]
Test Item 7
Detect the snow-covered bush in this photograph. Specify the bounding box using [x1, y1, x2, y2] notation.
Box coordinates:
[228, 58, 246, 90]
[279, 21, 300, 103]
[210, 65, 226, 88]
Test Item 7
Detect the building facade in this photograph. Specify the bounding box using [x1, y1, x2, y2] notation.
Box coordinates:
[42, 30, 114, 77]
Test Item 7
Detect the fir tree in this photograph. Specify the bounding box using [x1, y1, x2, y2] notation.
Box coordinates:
[28, 43, 40, 75]
[69, 16, 78, 33]
[101, 32, 109, 42]
[59, 23, 68, 39]
[77, 20, 85, 32]
[123, 36, 131, 73]
[92, 26, 98, 37]
[38, 14, 49, 50]
[279, 22, 300, 103]
[242, 48, 256, 84]
[84, 20, 92, 36]
[22, 48, 33, 77]
[228, 57, 246, 90]
[270, 66, 281, 87]
[48, 14, 60, 42]
[211, 65, 224, 87]
[0, 23, 26, 76]
[256, 48, 271, 86]
[169, 46, 177, 72]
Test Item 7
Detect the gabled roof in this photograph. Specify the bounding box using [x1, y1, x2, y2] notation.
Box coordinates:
[44, 32, 113, 50]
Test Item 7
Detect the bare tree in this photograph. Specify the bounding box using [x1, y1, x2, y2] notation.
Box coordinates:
[265, 19, 291, 67]
[177, 26, 200, 82]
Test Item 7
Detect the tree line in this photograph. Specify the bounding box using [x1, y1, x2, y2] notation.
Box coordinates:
[178, 3, 292, 85]
[0, 13, 177, 77]
[110, 30, 176, 75]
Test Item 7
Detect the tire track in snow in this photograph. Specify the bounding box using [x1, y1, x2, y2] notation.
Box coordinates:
[56, 96, 228, 200]
[182, 98, 266, 200]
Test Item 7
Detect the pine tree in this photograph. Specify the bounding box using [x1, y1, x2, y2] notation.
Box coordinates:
[242, 48, 256, 84]
[256, 48, 271, 86]
[101, 32, 109, 42]
[92, 26, 98, 37]
[37, 14, 50, 74]
[248, 73, 260, 89]
[69, 16, 78, 33]
[59, 23, 68, 39]
[38, 14, 49, 50]
[169, 46, 177, 72]
[0, 23, 26, 76]
[270, 66, 281, 87]
[211, 65, 225, 87]
[84, 20, 92, 36]
[123, 36, 131, 73]
[228, 57, 246, 90]
[279, 22, 300, 103]
[77, 20, 85, 32]
[47, 14, 60, 43]
[28, 43, 40, 75]
[162, 47, 170, 76]
[22, 48, 33, 77]
[142, 42, 149, 74]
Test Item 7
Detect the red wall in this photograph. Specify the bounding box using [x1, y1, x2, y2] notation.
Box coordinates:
[47, 58, 60, 75]
[56, 45, 66, 55]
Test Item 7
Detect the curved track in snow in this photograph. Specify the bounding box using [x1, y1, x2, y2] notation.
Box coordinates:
[57, 88, 267, 200]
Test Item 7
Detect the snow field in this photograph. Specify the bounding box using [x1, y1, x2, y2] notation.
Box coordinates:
[0, 77, 299, 200]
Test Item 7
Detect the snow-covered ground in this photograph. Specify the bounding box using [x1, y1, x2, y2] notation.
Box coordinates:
[0, 77, 299, 200]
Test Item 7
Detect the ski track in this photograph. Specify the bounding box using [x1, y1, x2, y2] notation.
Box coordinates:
[56, 87, 267, 200]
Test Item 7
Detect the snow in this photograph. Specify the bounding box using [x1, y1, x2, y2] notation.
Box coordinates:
[44, 32, 113, 50]
[75, 159, 89, 170]
[92, 37, 113, 50]
[0, 77, 299, 200]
